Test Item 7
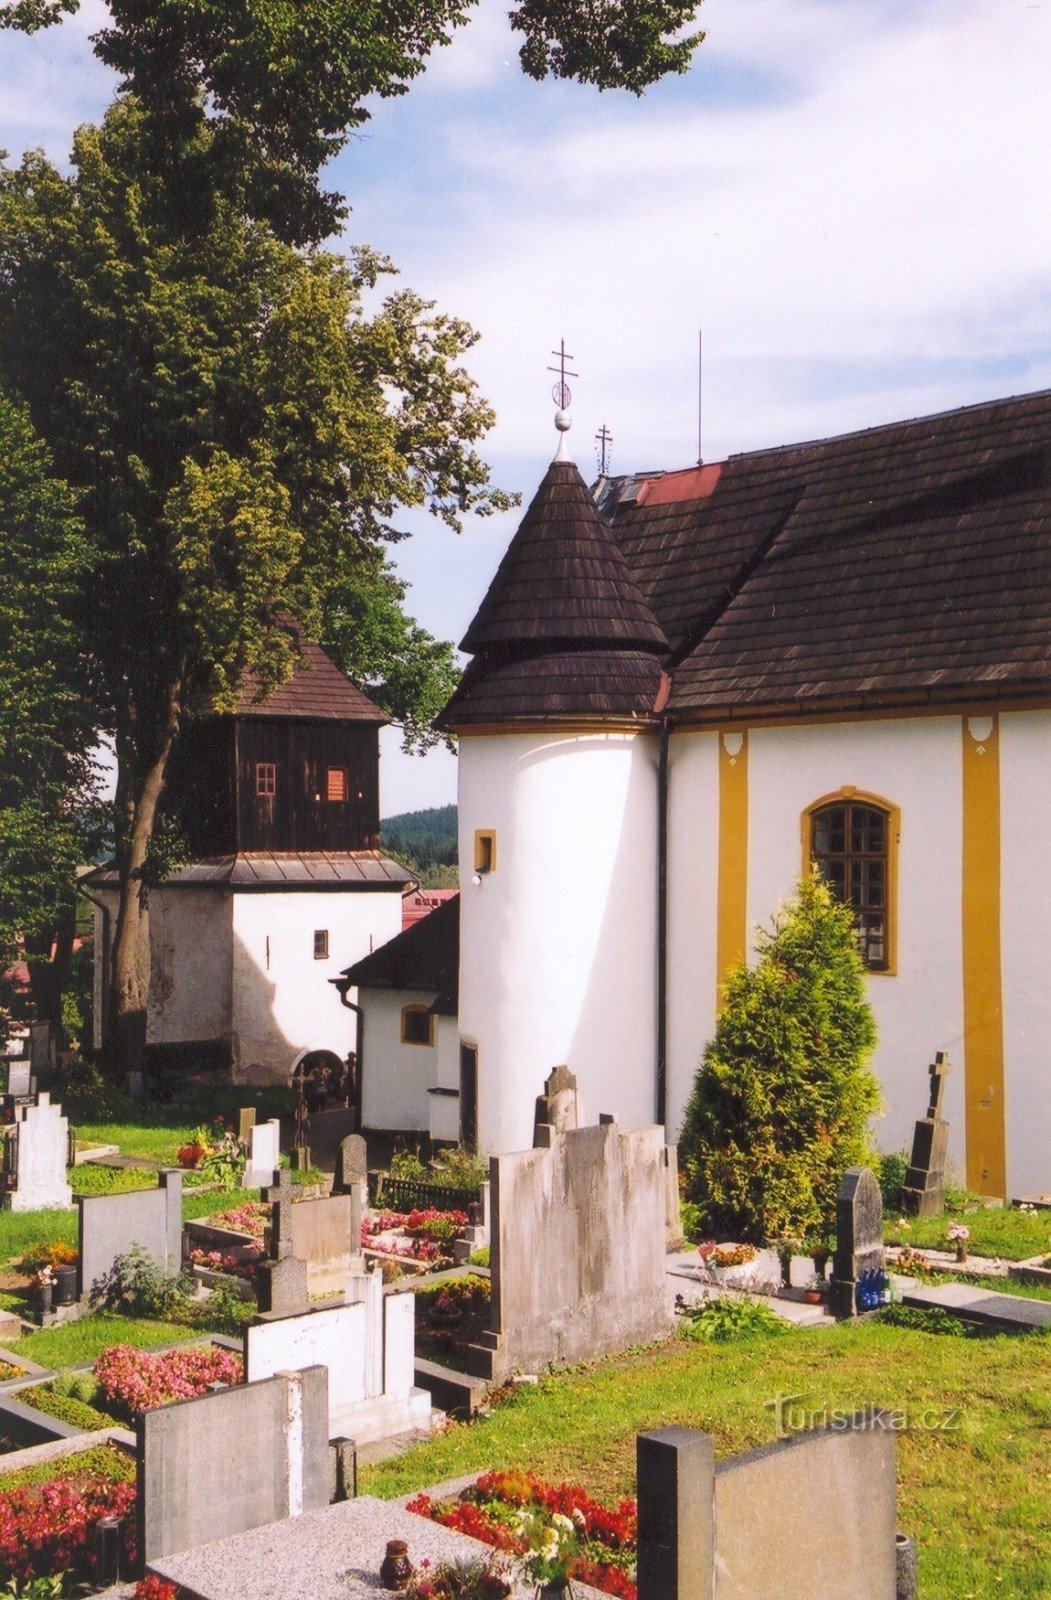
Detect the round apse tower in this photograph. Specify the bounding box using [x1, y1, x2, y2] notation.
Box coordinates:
[439, 418, 669, 1155]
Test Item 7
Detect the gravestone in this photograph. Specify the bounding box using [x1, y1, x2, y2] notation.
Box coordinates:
[256, 1167, 308, 1315]
[246, 1269, 430, 1444]
[238, 1106, 256, 1144]
[635, 1416, 897, 1600]
[532, 1064, 582, 1143]
[483, 1106, 673, 1379]
[901, 1053, 951, 1218]
[829, 1167, 886, 1319]
[77, 1169, 182, 1296]
[289, 1194, 356, 1293]
[3, 1093, 72, 1212]
[6, 1061, 34, 1099]
[138, 1366, 329, 1564]
[332, 1134, 368, 1267]
[245, 1118, 281, 1189]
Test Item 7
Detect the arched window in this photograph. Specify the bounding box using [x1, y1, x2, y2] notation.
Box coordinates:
[807, 793, 897, 972]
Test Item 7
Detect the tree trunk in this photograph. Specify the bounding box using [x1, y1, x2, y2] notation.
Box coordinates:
[106, 681, 182, 1079]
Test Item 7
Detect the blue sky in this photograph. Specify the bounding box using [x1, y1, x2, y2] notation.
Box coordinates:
[3, 0, 1050, 814]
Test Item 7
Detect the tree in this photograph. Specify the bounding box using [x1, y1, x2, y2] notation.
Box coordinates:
[1, 0, 706, 244]
[0, 392, 98, 1036]
[0, 101, 510, 1069]
[679, 873, 881, 1246]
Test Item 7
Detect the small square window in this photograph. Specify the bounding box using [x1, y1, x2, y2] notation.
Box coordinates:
[326, 767, 347, 802]
[256, 762, 276, 797]
[474, 829, 496, 874]
[313, 929, 329, 961]
[401, 1006, 434, 1046]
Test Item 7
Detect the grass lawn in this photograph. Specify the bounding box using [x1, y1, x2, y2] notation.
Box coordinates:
[0, 1442, 135, 1490]
[885, 1204, 1051, 1261]
[9, 1311, 194, 1368]
[364, 1321, 1051, 1600]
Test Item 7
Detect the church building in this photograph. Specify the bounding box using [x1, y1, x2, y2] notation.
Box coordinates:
[436, 388, 1051, 1200]
[88, 622, 411, 1082]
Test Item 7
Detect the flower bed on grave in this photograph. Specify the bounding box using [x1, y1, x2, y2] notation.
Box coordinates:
[406, 1469, 638, 1600]
[16, 1342, 244, 1433]
[0, 1463, 136, 1584]
[362, 1207, 470, 1271]
[413, 1274, 490, 1362]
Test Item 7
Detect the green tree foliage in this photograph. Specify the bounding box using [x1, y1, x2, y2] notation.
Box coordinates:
[680, 873, 881, 1246]
[0, 102, 508, 1064]
[0, 393, 97, 1020]
[2, 1, 707, 245]
[381, 804, 458, 882]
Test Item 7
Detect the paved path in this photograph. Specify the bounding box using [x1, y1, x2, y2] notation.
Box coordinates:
[901, 1280, 1051, 1331]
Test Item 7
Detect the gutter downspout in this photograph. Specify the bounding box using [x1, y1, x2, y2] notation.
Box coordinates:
[653, 673, 673, 1130]
[334, 981, 364, 1133]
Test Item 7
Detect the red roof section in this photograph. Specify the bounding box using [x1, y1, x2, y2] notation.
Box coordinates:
[402, 889, 458, 931]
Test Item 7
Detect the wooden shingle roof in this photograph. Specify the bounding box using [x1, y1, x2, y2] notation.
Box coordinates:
[340, 893, 460, 1001]
[443, 459, 668, 726]
[235, 616, 387, 724]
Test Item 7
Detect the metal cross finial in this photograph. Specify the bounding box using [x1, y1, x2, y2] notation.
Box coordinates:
[548, 339, 578, 410]
[596, 423, 612, 476]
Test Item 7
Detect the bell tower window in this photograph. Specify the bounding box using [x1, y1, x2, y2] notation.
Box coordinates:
[256, 762, 277, 797]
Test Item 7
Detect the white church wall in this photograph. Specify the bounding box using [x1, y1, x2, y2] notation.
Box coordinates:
[359, 989, 458, 1133]
[740, 716, 966, 1170]
[665, 718, 971, 1170]
[999, 709, 1051, 1199]
[665, 731, 721, 1141]
[230, 890, 403, 1083]
[458, 730, 660, 1155]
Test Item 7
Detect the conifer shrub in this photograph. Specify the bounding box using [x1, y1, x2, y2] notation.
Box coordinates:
[680, 873, 880, 1245]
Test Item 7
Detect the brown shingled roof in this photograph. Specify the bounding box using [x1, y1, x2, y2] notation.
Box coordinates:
[608, 388, 1051, 718]
[236, 615, 387, 723]
[462, 460, 667, 653]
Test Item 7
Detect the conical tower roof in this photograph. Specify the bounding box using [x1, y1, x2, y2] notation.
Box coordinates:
[462, 460, 668, 654]
[442, 457, 668, 729]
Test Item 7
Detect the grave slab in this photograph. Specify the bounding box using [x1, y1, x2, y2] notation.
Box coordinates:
[245, 1120, 280, 1188]
[901, 1281, 1051, 1331]
[149, 1494, 608, 1600]
[77, 1170, 182, 1297]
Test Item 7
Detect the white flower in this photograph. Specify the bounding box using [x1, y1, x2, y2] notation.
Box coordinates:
[571, 1509, 587, 1530]
[551, 1514, 574, 1535]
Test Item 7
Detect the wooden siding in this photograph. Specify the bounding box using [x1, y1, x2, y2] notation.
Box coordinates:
[235, 719, 380, 853]
[166, 718, 238, 858]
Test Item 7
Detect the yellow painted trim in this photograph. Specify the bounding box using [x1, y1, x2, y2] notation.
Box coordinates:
[801, 789, 900, 977]
[716, 730, 749, 1005]
[453, 722, 658, 737]
[473, 829, 497, 874]
[961, 714, 1006, 1197]
[400, 1004, 435, 1047]
[672, 696, 1051, 733]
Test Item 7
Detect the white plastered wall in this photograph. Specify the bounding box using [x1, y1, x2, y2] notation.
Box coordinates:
[230, 888, 403, 1083]
[999, 709, 1051, 1198]
[457, 730, 660, 1156]
[665, 731, 720, 1141]
[358, 988, 459, 1133]
[666, 717, 968, 1173]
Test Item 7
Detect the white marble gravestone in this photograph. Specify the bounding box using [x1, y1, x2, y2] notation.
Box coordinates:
[5, 1093, 72, 1211]
[245, 1119, 281, 1188]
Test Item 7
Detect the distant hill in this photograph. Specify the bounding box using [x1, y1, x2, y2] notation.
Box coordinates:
[381, 805, 457, 888]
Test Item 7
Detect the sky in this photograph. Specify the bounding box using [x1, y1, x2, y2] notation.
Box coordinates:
[3, 0, 1050, 815]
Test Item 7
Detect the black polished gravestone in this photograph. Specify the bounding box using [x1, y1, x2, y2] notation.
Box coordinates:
[829, 1167, 886, 1320]
[901, 1053, 952, 1218]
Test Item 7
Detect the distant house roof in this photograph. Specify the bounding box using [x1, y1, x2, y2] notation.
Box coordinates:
[235, 615, 387, 724]
[339, 893, 459, 1012]
[445, 389, 1051, 728]
[401, 888, 459, 931]
[84, 851, 413, 892]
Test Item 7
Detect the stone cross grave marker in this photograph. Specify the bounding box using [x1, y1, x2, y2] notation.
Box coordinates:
[532, 1064, 582, 1146]
[829, 1167, 885, 1319]
[257, 1166, 308, 1315]
[901, 1052, 952, 1218]
[333, 1133, 368, 1266]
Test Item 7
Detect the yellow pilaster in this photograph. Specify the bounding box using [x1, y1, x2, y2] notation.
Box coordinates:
[961, 713, 1007, 1197]
[716, 730, 749, 1004]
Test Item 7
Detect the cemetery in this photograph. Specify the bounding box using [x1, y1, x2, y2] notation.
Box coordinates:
[0, 1056, 1047, 1599]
